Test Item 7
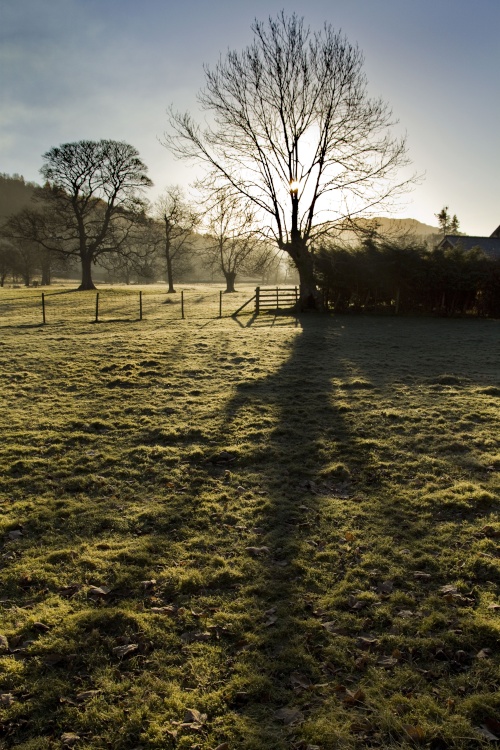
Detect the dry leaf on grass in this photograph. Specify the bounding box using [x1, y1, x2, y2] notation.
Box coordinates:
[112, 643, 138, 658]
[274, 706, 304, 725]
[245, 546, 270, 556]
[290, 672, 312, 690]
[182, 708, 207, 728]
[76, 690, 100, 702]
[403, 725, 425, 741]
[150, 605, 177, 615]
[87, 585, 111, 598]
[475, 725, 500, 742]
[61, 733, 80, 746]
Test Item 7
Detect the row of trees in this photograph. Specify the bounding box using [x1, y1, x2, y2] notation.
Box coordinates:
[316, 235, 500, 317]
[0, 164, 283, 291]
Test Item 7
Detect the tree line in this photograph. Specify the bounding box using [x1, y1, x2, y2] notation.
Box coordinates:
[0, 157, 283, 292]
[316, 233, 500, 317]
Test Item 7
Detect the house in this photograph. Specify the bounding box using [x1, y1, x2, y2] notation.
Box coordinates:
[438, 224, 500, 261]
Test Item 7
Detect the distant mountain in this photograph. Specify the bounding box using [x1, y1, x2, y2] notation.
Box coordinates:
[367, 217, 439, 237]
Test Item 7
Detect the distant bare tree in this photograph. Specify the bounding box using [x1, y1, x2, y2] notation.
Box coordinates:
[202, 187, 269, 292]
[165, 13, 413, 309]
[151, 186, 200, 293]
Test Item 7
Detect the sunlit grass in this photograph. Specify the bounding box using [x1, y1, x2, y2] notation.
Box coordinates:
[0, 288, 499, 749]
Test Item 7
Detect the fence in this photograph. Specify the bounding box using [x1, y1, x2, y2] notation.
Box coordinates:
[0, 285, 261, 328]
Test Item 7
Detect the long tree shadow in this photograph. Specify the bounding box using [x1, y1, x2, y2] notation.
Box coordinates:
[213, 314, 500, 747]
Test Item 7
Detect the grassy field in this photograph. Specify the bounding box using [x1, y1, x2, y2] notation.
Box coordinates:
[1, 285, 499, 749]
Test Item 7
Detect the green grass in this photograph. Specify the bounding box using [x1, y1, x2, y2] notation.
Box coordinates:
[1, 285, 499, 749]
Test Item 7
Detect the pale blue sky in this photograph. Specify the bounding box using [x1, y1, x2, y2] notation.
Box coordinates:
[1, 0, 499, 234]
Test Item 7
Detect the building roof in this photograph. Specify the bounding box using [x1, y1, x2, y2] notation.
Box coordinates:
[439, 235, 500, 261]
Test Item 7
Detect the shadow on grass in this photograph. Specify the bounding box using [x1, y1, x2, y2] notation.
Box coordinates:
[210, 314, 500, 747]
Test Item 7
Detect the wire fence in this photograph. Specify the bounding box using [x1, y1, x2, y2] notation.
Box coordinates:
[0, 284, 260, 328]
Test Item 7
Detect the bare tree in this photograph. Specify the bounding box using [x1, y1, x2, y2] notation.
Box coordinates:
[165, 13, 413, 309]
[151, 186, 200, 293]
[23, 140, 153, 290]
[201, 187, 266, 292]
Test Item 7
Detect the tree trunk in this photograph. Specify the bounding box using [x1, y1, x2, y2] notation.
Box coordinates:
[224, 270, 236, 293]
[166, 250, 175, 293]
[78, 252, 96, 290]
[287, 238, 323, 310]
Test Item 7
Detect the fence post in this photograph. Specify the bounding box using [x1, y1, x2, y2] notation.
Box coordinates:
[139, 290, 143, 320]
[181, 290, 184, 319]
[255, 287, 260, 315]
[219, 290, 222, 318]
[276, 286, 279, 309]
[95, 293, 99, 323]
[41, 293, 46, 325]
[295, 286, 298, 307]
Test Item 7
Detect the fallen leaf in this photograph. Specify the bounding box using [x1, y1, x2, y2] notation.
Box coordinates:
[377, 580, 394, 594]
[377, 656, 398, 668]
[439, 584, 458, 595]
[183, 708, 207, 725]
[274, 706, 304, 725]
[150, 606, 177, 615]
[342, 688, 365, 705]
[61, 734, 80, 746]
[475, 725, 500, 742]
[476, 648, 492, 659]
[348, 596, 367, 610]
[357, 636, 379, 649]
[290, 672, 312, 690]
[487, 603, 500, 610]
[403, 724, 425, 741]
[344, 532, 356, 542]
[322, 621, 337, 633]
[76, 690, 100, 701]
[112, 643, 138, 658]
[88, 585, 111, 597]
[245, 546, 270, 556]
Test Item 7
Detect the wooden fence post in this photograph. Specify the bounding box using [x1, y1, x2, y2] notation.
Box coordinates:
[294, 286, 298, 307]
[276, 286, 279, 309]
[139, 291, 143, 320]
[219, 290, 222, 318]
[181, 290, 184, 319]
[255, 287, 260, 314]
[41, 293, 46, 325]
[95, 293, 99, 323]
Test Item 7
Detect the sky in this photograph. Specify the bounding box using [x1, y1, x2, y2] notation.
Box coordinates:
[1, 0, 499, 235]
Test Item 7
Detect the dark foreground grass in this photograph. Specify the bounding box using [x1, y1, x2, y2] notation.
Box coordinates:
[1, 299, 499, 749]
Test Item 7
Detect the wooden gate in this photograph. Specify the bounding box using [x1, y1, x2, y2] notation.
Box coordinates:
[232, 286, 299, 316]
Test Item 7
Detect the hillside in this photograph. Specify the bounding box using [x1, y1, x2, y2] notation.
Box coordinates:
[0, 173, 39, 224]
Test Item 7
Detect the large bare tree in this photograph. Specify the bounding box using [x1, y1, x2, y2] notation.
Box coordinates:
[165, 13, 413, 309]
[21, 140, 153, 290]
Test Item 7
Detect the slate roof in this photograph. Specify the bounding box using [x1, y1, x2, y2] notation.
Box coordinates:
[439, 235, 500, 261]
